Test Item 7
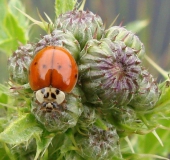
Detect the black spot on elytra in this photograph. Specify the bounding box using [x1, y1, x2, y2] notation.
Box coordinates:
[44, 92, 49, 98]
[41, 88, 45, 94]
[42, 64, 47, 69]
[34, 62, 37, 65]
[58, 65, 62, 69]
[75, 74, 78, 79]
[56, 89, 60, 95]
[51, 93, 56, 99]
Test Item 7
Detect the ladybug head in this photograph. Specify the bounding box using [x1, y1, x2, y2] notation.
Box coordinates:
[35, 87, 65, 112]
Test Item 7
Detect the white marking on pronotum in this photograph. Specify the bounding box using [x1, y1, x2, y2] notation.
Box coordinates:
[35, 87, 65, 105]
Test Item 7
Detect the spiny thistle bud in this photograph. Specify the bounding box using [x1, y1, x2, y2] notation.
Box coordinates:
[35, 29, 81, 60]
[31, 87, 83, 132]
[76, 123, 121, 159]
[77, 104, 97, 130]
[110, 106, 143, 136]
[55, 10, 104, 49]
[8, 44, 34, 84]
[105, 26, 145, 59]
[79, 38, 142, 108]
[129, 69, 160, 111]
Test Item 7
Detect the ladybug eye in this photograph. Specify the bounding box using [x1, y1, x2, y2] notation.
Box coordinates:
[44, 92, 49, 98]
[51, 93, 56, 99]
[56, 89, 60, 95]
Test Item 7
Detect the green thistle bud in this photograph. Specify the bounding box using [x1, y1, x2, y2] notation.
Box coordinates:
[55, 10, 104, 49]
[105, 26, 145, 59]
[31, 87, 83, 132]
[76, 123, 121, 159]
[129, 69, 160, 111]
[79, 38, 142, 108]
[8, 44, 34, 84]
[109, 106, 143, 136]
[77, 104, 97, 130]
[35, 29, 81, 60]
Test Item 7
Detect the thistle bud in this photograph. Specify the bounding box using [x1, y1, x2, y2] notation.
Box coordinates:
[79, 39, 142, 108]
[76, 123, 121, 159]
[105, 26, 145, 59]
[8, 44, 34, 84]
[129, 69, 160, 111]
[55, 10, 104, 49]
[77, 104, 97, 130]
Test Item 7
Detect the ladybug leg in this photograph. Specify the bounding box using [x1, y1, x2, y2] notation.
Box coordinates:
[61, 102, 67, 110]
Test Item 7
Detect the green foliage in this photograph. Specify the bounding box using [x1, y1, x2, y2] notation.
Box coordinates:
[0, 114, 42, 145]
[55, 0, 77, 17]
[126, 19, 149, 33]
[0, 0, 28, 54]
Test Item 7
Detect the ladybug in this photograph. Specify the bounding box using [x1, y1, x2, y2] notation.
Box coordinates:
[29, 46, 78, 112]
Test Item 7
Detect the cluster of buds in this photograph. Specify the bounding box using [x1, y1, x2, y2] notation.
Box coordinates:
[8, 8, 160, 159]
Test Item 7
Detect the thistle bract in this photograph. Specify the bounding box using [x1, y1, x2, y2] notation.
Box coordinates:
[35, 29, 81, 60]
[129, 69, 160, 111]
[79, 38, 142, 108]
[8, 44, 34, 84]
[105, 26, 145, 59]
[55, 10, 104, 49]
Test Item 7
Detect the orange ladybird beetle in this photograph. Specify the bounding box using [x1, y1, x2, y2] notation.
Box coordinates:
[29, 46, 78, 111]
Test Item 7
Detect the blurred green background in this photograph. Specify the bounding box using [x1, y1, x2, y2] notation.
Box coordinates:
[1, 0, 170, 83]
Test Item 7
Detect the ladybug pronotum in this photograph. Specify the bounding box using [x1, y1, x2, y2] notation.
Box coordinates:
[29, 46, 78, 112]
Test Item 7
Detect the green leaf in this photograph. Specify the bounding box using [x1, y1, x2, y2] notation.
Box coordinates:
[15, 7, 53, 33]
[0, 0, 28, 54]
[0, 0, 6, 22]
[34, 132, 54, 160]
[133, 129, 170, 159]
[0, 143, 16, 160]
[0, 84, 8, 105]
[126, 19, 149, 33]
[0, 114, 42, 145]
[55, 0, 77, 17]
[3, 12, 26, 51]
[123, 152, 169, 160]
[8, 0, 29, 29]
[156, 84, 170, 108]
